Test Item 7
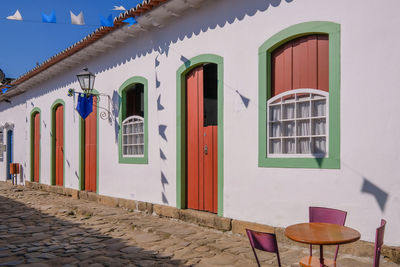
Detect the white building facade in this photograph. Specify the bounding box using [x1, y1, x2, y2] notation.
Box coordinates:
[0, 0, 399, 247]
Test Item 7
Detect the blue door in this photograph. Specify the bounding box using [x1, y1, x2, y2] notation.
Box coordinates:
[6, 130, 13, 180]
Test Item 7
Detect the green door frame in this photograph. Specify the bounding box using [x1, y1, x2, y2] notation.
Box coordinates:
[30, 107, 41, 183]
[176, 54, 224, 216]
[50, 99, 65, 186]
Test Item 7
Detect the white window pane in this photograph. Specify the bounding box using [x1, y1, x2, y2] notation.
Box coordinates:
[297, 101, 310, 118]
[313, 137, 326, 154]
[283, 121, 295, 136]
[283, 139, 296, 154]
[283, 104, 295, 119]
[270, 106, 281, 121]
[313, 99, 326, 117]
[313, 119, 326, 135]
[269, 140, 281, 154]
[298, 138, 310, 154]
[270, 123, 281, 137]
[297, 120, 310, 136]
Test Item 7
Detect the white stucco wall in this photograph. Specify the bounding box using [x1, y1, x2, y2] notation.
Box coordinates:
[0, 0, 399, 246]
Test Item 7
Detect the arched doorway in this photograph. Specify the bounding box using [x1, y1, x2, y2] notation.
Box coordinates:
[51, 100, 64, 186]
[176, 54, 224, 215]
[6, 129, 13, 180]
[30, 108, 41, 182]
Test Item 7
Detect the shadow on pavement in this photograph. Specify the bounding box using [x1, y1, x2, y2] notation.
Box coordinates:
[0, 189, 183, 266]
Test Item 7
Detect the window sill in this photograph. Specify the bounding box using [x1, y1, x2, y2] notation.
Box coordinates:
[258, 156, 340, 169]
[119, 156, 148, 164]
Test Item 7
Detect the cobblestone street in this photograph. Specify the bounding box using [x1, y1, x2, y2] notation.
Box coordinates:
[0, 182, 397, 267]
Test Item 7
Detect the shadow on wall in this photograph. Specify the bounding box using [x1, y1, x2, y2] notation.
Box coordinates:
[0, 0, 294, 113]
[0, 192, 181, 265]
[361, 178, 388, 212]
[112, 90, 120, 144]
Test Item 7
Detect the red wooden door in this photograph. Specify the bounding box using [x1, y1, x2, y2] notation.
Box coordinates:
[55, 105, 64, 186]
[186, 66, 218, 213]
[34, 113, 40, 182]
[271, 34, 329, 96]
[85, 96, 97, 192]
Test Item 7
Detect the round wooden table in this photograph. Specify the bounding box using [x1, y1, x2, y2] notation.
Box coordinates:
[285, 222, 361, 267]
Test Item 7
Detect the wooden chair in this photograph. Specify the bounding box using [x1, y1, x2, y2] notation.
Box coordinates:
[246, 229, 281, 267]
[373, 219, 386, 267]
[300, 207, 347, 267]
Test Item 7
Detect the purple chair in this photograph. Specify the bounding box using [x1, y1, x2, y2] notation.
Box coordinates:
[246, 229, 281, 267]
[306, 207, 347, 265]
[373, 219, 386, 267]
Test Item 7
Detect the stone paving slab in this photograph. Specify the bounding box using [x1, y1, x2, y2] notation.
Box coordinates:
[0, 182, 397, 267]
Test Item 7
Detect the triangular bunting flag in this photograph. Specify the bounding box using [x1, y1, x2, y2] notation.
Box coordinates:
[123, 17, 137, 26]
[112, 5, 126, 11]
[42, 11, 56, 23]
[76, 93, 93, 119]
[6, 10, 23, 21]
[70, 11, 85, 25]
[100, 14, 113, 27]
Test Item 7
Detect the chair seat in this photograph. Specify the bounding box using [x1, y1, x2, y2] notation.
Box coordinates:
[299, 256, 337, 267]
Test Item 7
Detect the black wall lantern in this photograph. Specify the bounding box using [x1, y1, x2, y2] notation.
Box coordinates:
[77, 68, 96, 93]
[68, 68, 111, 121]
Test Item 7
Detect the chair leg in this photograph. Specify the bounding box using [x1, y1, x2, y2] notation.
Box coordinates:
[251, 247, 261, 267]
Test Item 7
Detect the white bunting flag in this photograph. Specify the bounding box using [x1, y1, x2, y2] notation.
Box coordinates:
[70, 11, 85, 25]
[6, 10, 23, 21]
[112, 5, 126, 11]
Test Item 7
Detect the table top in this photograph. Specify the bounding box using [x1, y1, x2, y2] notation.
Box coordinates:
[285, 222, 361, 245]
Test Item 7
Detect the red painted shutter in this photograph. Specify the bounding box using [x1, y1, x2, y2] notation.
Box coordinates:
[34, 113, 40, 182]
[272, 34, 329, 96]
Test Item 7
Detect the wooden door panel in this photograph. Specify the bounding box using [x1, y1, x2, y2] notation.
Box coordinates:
[186, 66, 218, 213]
[85, 96, 97, 192]
[203, 125, 217, 213]
[187, 68, 201, 210]
[55, 105, 64, 186]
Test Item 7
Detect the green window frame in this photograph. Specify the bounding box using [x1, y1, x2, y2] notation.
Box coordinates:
[118, 76, 148, 164]
[258, 21, 340, 169]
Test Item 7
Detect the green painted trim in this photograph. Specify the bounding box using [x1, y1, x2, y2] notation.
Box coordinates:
[30, 107, 42, 182]
[258, 21, 341, 169]
[78, 90, 100, 193]
[50, 99, 65, 187]
[118, 76, 148, 164]
[176, 54, 224, 216]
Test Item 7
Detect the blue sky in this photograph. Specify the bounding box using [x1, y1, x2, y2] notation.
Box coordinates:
[0, 0, 143, 79]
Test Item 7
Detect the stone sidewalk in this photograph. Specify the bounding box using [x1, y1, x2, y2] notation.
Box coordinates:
[0, 182, 397, 267]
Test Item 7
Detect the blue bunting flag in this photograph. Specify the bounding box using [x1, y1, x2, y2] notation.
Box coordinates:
[42, 11, 56, 23]
[100, 14, 113, 27]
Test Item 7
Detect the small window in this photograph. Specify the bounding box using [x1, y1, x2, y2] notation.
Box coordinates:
[267, 89, 328, 157]
[118, 76, 148, 164]
[122, 115, 144, 157]
[122, 84, 144, 157]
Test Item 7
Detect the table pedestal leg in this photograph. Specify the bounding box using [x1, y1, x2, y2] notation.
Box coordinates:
[320, 245, 324, 267]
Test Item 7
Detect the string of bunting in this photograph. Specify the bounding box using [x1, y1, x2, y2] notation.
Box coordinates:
[3, 6, 137, 27]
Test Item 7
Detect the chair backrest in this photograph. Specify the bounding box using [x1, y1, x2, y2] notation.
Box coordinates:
[373, 219, 386, 267]
[309, 207, 347, 261]
[246, 229, 281, 267]
[309, 206, 347, 225]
